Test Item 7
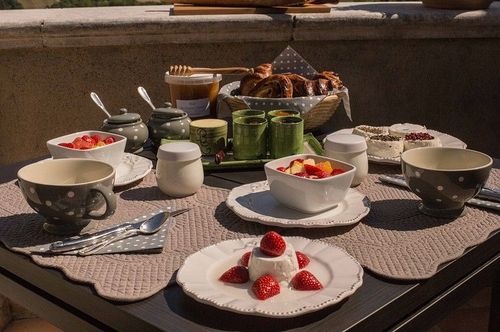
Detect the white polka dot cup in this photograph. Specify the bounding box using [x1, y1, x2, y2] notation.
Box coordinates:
[101, 108, 149, 154]
[401, 147, 492, 218]
[17, 159, 117, 235]
[47, 130, 126, 169]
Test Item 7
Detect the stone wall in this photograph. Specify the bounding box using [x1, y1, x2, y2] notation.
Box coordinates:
[1, 3, 500, 165]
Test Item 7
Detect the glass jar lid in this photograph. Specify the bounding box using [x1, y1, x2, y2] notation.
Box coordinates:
[164, 72, 222, 85]
[107, 108, 142, 125]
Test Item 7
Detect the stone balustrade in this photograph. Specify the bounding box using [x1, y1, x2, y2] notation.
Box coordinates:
[1, 2, 499, 164]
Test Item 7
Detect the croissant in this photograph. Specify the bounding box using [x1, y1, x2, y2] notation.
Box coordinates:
[286, 73, 316, 97]
[240, 63, 273, 96]
[314, 71, 343, 90]
[247, 74, 293, 98]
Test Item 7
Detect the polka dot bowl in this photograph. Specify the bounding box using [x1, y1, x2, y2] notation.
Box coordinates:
[47, 130, 126, 169]
[17, 158, 116, 235]
[401, 147, 492, 218]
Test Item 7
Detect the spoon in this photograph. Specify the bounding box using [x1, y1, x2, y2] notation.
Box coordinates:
[90, 92, 112, 118]
[77, 208, 189, 256]
[137, 86, 156, 110]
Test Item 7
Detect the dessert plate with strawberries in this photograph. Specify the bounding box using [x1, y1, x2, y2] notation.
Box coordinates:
[226, 181, 370, 228]
[326, 126, 466, 165]
[177, 232, 363, 318]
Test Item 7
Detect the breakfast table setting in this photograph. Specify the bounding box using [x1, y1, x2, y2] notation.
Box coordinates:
[0, 46, 499, 331]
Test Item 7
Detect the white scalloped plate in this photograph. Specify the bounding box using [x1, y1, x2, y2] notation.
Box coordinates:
[325, 128, 467, 165]
[114, 153, 152, 186]
[176, 237, 363, 318]
[225, 181, 370, 228]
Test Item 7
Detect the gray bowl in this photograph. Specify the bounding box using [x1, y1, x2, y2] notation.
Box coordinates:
[401, 147, 492, 218]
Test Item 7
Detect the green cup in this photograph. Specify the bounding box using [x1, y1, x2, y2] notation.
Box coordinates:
[270, 116, 304, 159]
[233, 116, 267, 160]
[267, 109, 301, 122]
[189, 119, 227, 155]
[232, 109, 266, 121]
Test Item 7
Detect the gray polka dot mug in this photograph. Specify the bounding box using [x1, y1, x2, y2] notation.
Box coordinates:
[17, 158, 117, 235]
[401, 147, 492, 218]
[101, 108, 149, 154]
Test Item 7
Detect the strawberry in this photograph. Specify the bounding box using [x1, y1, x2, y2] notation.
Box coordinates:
[304, 164, 323, 176]
[90, 134, 101, 145]
[276, 167, 287, 172]
[219, 266, 249, 284]
[316, 171, 330, 179]
[252, 274, 280, 300]
[58, 142, 74, 149]
[331, 169, 345, 176]
[81, 135, 93, 143]
[240, 252, 251, 267]
[294, 172, 308, 178]
[296, 251, 310, 269]
[291, 270, 323, 290]
[104, 136, 115, 145]
[260, 231, 286, 257]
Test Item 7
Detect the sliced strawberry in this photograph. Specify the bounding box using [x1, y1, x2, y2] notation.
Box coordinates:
[304, 164, 323, 176]
[331, 169, 345, 176]
[276, 167, 287, 172]
[296, 251, 310, 269]
[81, 135, 93, 143]
[291, 270, 323, 290]
[58, 142, 75, 149]
[90, 134, 101, 145]
[252, 274, 280, 300]
[240, 252, 251, 267]
[219, 266, 249, 284]
[316, 171, 330, 179]
[260, 231, 286, 257]
[294, 172, 308, 178]
[104, 136, 115, 145]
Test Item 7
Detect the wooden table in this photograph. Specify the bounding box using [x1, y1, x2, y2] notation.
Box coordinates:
[0, 157, 498, 332]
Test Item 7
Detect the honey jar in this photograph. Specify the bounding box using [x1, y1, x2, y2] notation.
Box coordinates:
[164, 72, 222, 119]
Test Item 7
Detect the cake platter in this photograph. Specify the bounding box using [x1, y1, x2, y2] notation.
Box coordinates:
[325, 128, 467, 165]
[176, 237, 364, 318]
[225, 181, 370, 228]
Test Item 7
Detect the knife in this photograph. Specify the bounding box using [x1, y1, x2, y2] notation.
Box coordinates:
[48, 208, 189, 253]
[379, 175, 500, 212]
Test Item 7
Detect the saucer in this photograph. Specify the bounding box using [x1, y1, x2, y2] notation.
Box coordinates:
[114, 153, 152, 186]
[226, 181, 370, 228]
[325, 128, 467, 165]
[177, 237, 364, 318]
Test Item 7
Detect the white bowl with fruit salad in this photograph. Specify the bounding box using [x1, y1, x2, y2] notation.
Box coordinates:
[264, 154, 356, 214]
[47, 130, 126, 168]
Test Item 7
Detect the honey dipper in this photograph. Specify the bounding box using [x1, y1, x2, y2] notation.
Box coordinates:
[169, 65, 254, 76]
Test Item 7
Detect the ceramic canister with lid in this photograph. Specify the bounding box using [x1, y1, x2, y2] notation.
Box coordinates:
[324, 134, 368, 186]
[156, 142, 203, 197]
[101, 108, 149, 153]
[147, 102, 191, 146]
[164, 72, 222, 119]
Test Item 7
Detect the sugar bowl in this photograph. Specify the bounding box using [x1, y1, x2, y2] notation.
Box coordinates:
[101, 108, 149, 153]
[147, 102, 191, 146]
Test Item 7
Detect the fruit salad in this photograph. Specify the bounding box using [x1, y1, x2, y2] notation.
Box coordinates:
[58, 134, 116, 150]
[277, 158, 345, 179]
[219, 231, 323, 301]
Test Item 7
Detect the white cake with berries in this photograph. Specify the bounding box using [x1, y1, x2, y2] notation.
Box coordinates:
[403, 132, 442, 150]
[389, 123, 427, 138]
[367, 135, 404, 158]
[248, 243, 299, 283]
[352, 125, 388, 139]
